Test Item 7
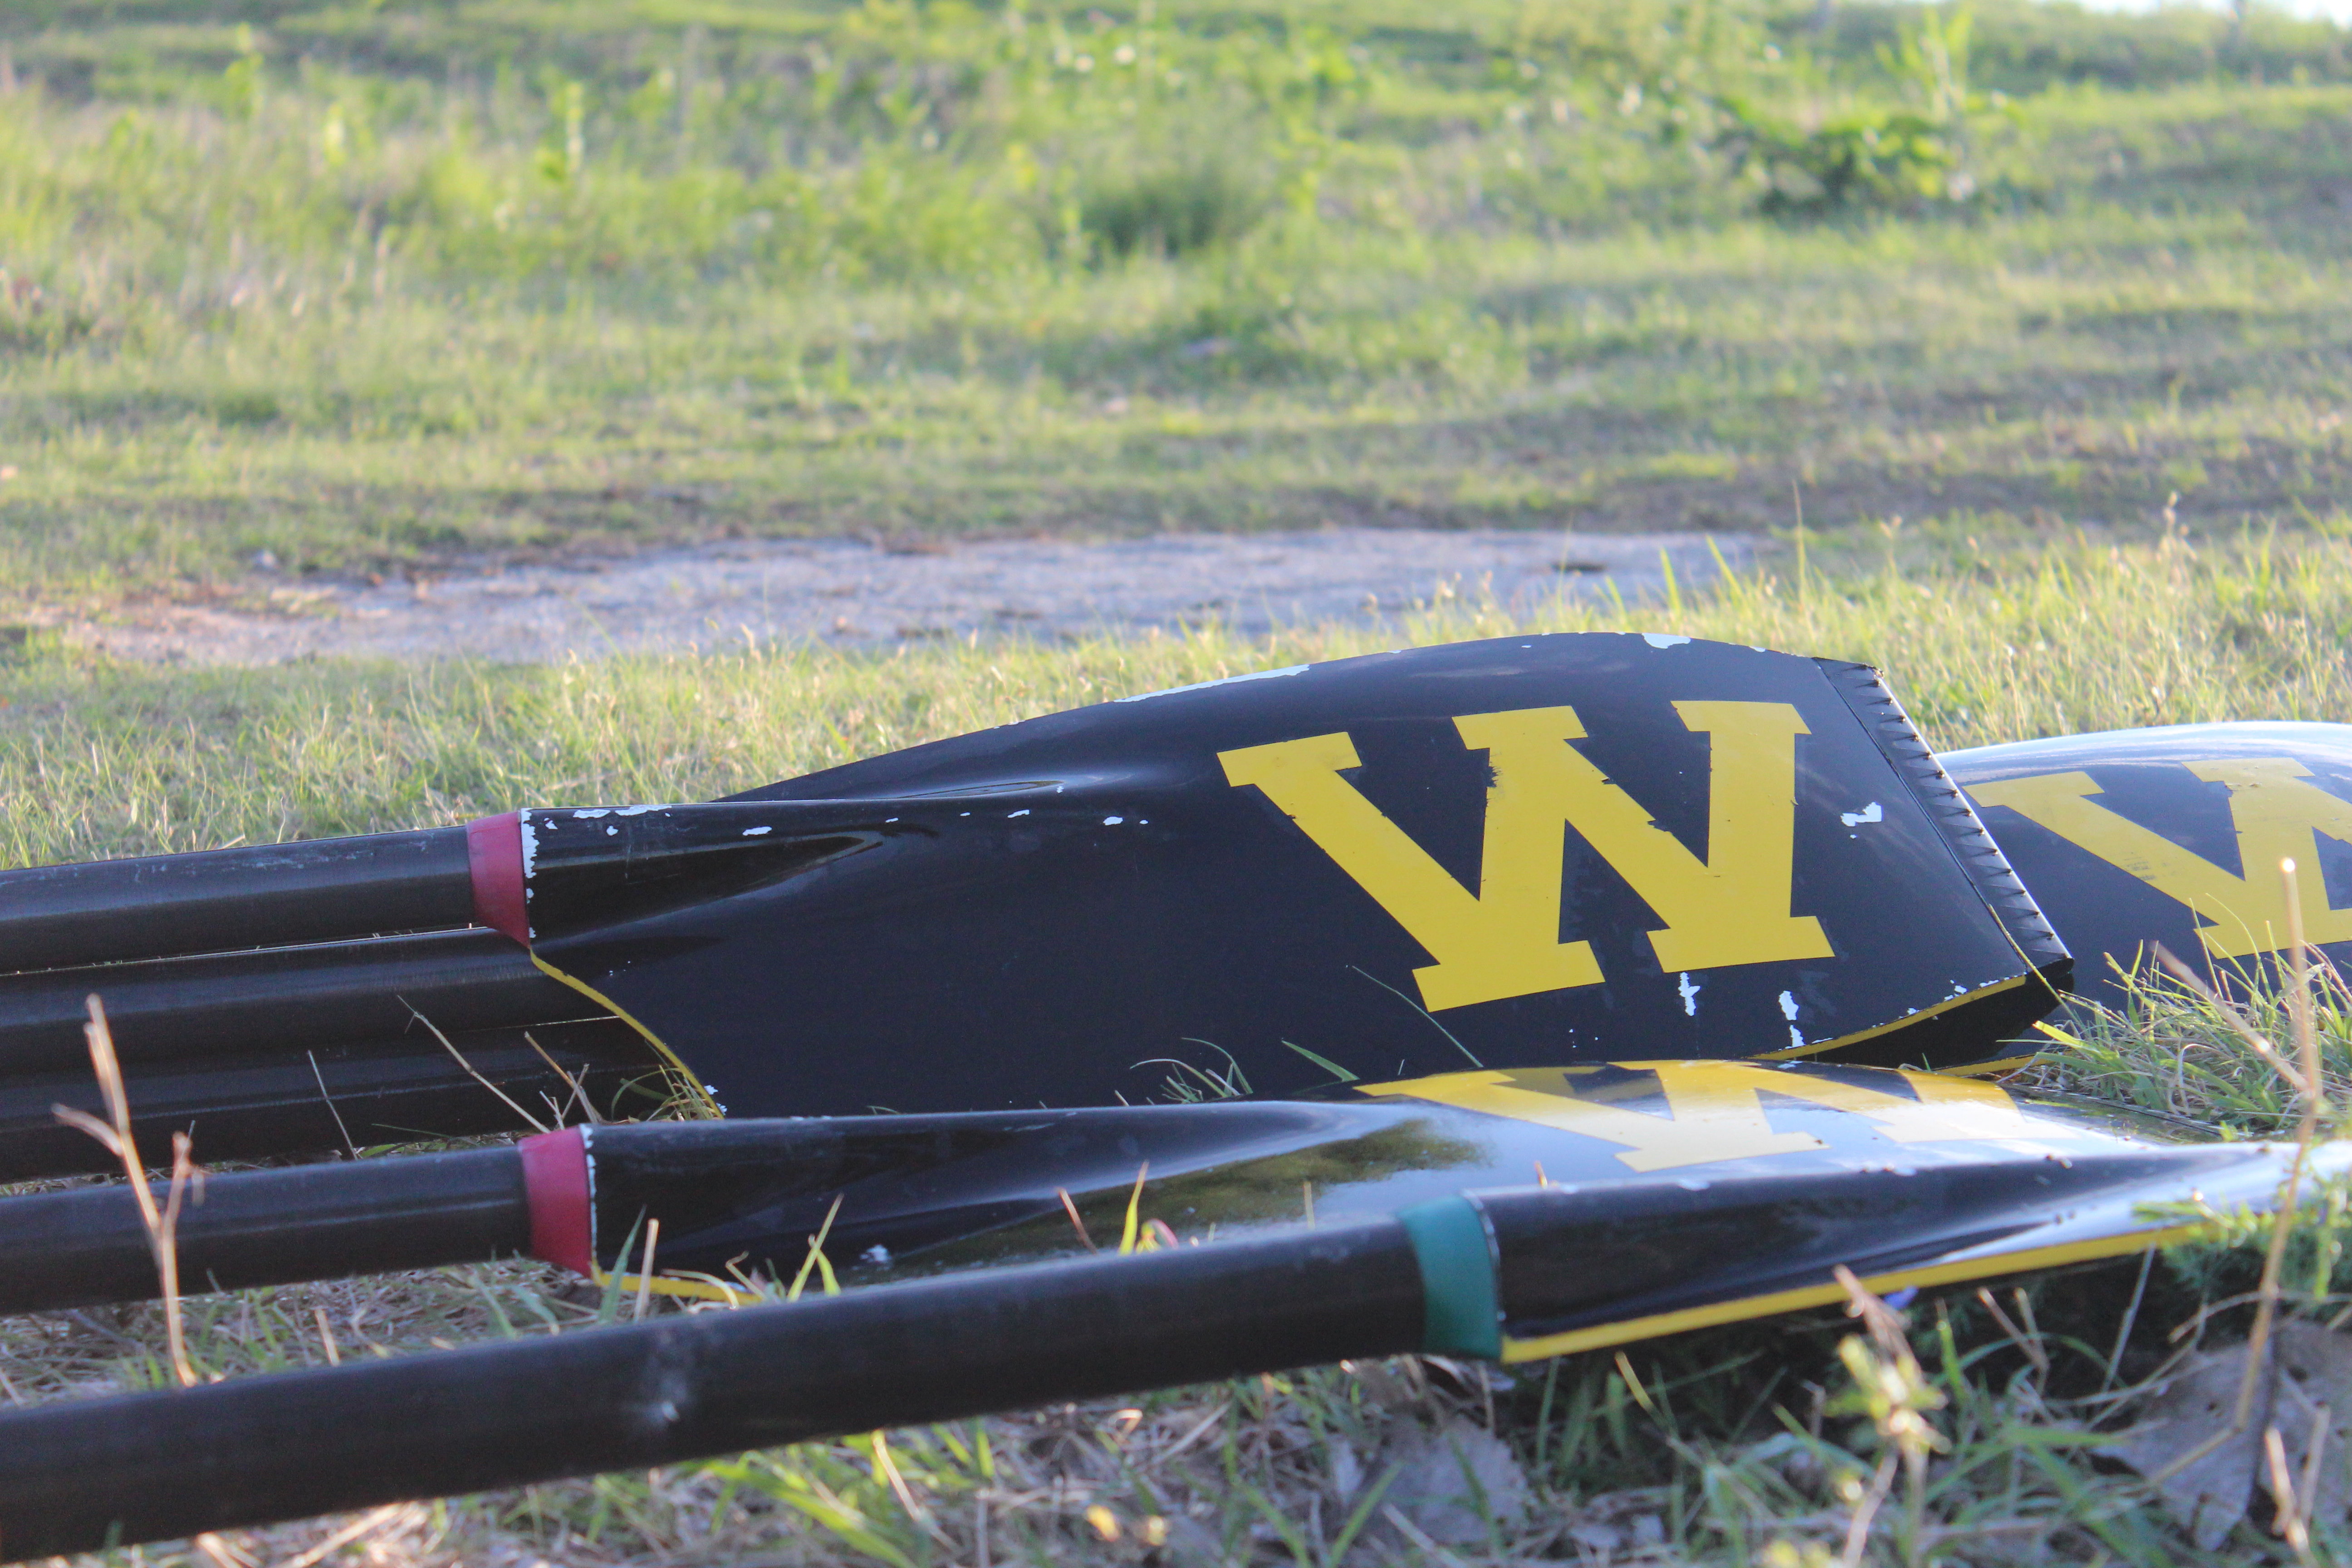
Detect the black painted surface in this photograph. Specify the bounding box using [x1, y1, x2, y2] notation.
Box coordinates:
[0, 1060, 2196, 1314]
[585, 1069, 2195, 1284]
[0, 1016, 664, 1180]
[1949, 721, 2352, 1014]
[0, 1222, 1425, 1557]
[1477, 1150, 2249, 1341]
[530, 635, 2066, 1115]
[0, 929, 590, 1075]
[0, 826, 473, 973]
[0, 1147, 526, 1313]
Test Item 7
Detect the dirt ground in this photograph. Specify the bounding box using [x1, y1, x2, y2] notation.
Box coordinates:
[47, 528, 1755, 666]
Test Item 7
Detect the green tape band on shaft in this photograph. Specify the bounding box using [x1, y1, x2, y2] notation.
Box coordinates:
[1397, 1197, 1501, 1359]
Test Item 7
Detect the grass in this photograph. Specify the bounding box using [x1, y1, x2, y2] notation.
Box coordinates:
[4, 523, 2349, 863]
[10, 0, 2352, 1560]
[1, 3, 2352, 603]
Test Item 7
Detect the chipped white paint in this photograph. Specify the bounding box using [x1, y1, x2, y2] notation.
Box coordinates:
[573, 808, 611, 819]
[1641, 633, 1693, 649]
[1103, 815, 1125, 825]
[742, 826, 773, 837]
[518, 816, 540, 877]
[1007, 809, 1031, 818]
[1841, 802, 1884, 827]
[1778, 989, 1803, 1050]
[1677, 972, 1701, 1016]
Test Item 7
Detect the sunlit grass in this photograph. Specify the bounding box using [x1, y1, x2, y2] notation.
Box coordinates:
[3, 527, 2343, 866]
[1, 7, 2351, 597]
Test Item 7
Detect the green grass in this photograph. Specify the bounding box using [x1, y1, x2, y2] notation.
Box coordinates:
[4, 525, 2349, 862]
[2, 2, 2352, 602]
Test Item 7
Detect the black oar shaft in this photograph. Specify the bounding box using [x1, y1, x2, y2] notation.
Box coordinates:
[0, 1147, 527, 1314]
[0, 929, 590, 1074]
[0, 1220, 1425, 1558]
[0, 1017, 656, 1181]
[0, 1105, 1388, 1313]
[0, 827, 474, 973]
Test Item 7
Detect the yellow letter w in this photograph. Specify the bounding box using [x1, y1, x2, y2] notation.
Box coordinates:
[1967, 760, 2352, 959]
[1218, 702, 1832, 1011]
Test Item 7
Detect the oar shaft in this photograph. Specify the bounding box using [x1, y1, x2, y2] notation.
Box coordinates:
[0, 827, 475, 973]
[0, 929, 590, 1075]
[0, 1147, 527, 1314]
[0, 1016, 657, 1181]
[0, 1220, 1426, 1558]
[0, 1104, 1385, 1311]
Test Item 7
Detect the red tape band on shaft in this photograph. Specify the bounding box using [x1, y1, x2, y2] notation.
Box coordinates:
[466, 812, 529, 945]
[519, 1127, 593, 1278]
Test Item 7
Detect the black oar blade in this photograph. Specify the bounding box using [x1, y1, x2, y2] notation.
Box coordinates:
[0, 634, 2064, 1180]
[1947, 721, 2352, 1013]
[0, 1058, 2202, 1317]
[547, 1058, 2250, 1308]
[507, 633, 2066, 1113]
[0, 1061, 2328, 1558]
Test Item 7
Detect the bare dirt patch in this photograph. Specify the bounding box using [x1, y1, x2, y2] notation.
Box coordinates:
[51, 528, 1754, 666]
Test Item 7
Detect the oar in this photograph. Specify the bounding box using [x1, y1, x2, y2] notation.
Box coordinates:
[0, 634, 2071, 1179]
[0, 825, 480, 971]
[0, 1057, 2252, 1317]
[1948, 720, 2352, 1014]
[0, 1118, 2332, 1560]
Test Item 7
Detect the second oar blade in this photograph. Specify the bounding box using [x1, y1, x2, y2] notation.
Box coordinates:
[0, 1057, 2210, 1317]
[0, 1102, 2330, 1558]
[1949, 721, 2352, 1014]
[500, 633, 2068, 1115]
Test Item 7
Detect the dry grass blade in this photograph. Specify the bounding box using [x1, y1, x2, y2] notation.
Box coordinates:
[191, 1531, 257, 1568]
[525, 1029, 605, 1126]
[271, 1504, 415, 1568]
[406, 1002, 550, 1135]
[2146, 859, 2331, 1489]
[2263, 1423, 2317, 1564]
[868, 1429, 950, 1543]
[50, 995, 203, 1387]
[632, 1219, 660, 1323]
[2242, 858, 2325, 1424]
[1058, 1187, 1096, 1251]
[307, 1048, 361, 1159]
[1975, 1286, 2052, 1379]
[786, 1194, 844, 1302]
[1119, 1162, 1151, 1254]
